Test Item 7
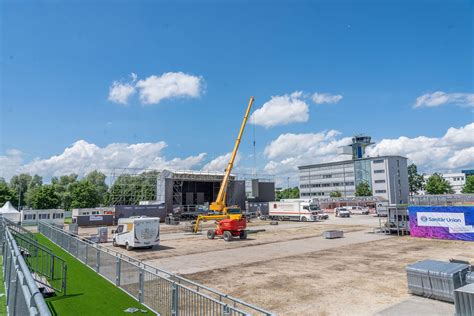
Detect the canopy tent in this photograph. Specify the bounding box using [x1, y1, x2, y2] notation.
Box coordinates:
[0, 201, 21, 223]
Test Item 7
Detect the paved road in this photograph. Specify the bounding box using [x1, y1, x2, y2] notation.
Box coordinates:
[375, 295, 454, 316]
[145, 229, 392, 274]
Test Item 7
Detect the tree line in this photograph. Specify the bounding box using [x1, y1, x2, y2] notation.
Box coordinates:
[0, 170, 160, 210]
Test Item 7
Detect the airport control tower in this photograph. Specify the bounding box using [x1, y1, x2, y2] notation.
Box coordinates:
[351, 135, 374, 160]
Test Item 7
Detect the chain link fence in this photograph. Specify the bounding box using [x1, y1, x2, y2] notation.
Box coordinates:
[0, 219, 51, 316]
[38, 221, 273, 316]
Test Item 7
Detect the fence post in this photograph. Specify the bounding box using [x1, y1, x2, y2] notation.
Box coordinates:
[172, 282, 179, 316]
[222, 305, 230, 316]
[115, 256, 121, 286]
[96, 248, 100, 273]
[138, 268, 144, 303]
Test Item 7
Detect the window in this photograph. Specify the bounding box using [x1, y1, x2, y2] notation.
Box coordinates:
[323, 174, 332, 179]
[53, 213, 64, 219]
[374, 169, 385, 174]
[116, 225, 124, 233]
[23, 214, 36, 220]
[374, 180, 386, 184]
[39, 213, 50, 219]
[375, 190, 386, 193]
[373, 159, 384, 164]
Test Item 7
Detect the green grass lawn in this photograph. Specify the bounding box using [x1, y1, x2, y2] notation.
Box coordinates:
[64, 217, 72, 225]
[36, 235, 153, 316]
[0, 256, 7, 315]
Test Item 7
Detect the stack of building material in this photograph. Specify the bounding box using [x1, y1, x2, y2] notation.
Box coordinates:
[406, 259, 470, 302]
[323, 230, 344, 239]
[454, 283, 474, 316]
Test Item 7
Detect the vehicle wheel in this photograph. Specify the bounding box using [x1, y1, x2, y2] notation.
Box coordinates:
[223, 231, 233, 242]
[301, 217, 307, 222]
[112, 239, 117, 247]
[239, 230, 248, 240]
[207, 230, 215, 239]
[126, 243, 133, 251]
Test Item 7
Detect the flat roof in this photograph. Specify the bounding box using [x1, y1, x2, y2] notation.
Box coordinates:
[298, 155, 407, 170]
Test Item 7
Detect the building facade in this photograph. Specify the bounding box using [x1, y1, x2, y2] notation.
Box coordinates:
[422, 172, 468, 194]
[299, 155, 409, 204]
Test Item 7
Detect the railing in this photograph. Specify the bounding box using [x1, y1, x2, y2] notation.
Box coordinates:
[38, 221, 274, 316]
[2, 217, 37, 240]
[11, 231, 67, 294]
[0, 219, 51, 316]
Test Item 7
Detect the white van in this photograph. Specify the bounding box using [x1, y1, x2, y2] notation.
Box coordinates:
[112, 216, 160, 250]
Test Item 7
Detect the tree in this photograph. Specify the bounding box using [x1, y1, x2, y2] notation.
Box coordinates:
[0, 182, 18, 207]
[425, 173, 454, 195]
[52, 174, 78, 210]
[330, 191, 342, 198]
[408, 163, 424, 195]
[70, 180, 100, 208]
[85, 171, 108, 205]
[461, 175, 474, 194]
[9, 173, 43, 209]
[355, 181, 372, 196]
[28, 185, 61, 209]
[276, 187, 300, 201]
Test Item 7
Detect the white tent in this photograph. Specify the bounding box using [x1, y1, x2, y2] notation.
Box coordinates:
[0, 201, 21, 223]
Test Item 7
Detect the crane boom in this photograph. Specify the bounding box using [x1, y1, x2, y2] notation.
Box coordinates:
[210, 96, 254, 212]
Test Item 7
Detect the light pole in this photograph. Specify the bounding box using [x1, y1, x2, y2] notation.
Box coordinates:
[18, 186, 21, 210]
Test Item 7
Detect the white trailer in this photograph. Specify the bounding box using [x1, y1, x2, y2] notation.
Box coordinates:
[268, 201, 320, 222]
[112, 216, 160, 250]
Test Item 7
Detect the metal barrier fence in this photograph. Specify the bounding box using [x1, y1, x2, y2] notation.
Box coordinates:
[0, 219, 51, 316]
[38, 221, 273, 316]
[12, 231, 67, 294]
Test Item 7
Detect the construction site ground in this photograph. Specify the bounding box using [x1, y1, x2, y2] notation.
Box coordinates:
[76, 215, 471, 315]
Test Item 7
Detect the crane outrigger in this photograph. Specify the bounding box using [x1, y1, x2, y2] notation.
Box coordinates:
[192, 96, 254, 241]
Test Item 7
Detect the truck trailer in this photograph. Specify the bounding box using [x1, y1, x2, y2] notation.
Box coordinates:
[268, 201, 322, 222]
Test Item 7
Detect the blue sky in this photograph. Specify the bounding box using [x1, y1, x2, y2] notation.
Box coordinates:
[1, 0, 473, 182]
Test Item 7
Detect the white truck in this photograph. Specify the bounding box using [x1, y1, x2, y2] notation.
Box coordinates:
[268, 201, 321, 222]
[112, 216, 160, 250]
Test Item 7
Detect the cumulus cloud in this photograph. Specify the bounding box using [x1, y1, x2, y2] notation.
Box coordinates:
[250, 91, 309, 128]
[414, 91, 474, 108]
[202, 152, 241, 172]
[312, 92, 343, 104]
[263, 123, 474, 177]
[366, 123, 474, 171]
[263, 130, 351, 175]
[108, 72, 203, 105]
[0, 140, 207, 180]
[108, 81, 136, 105]
[136, 72, 203, 105]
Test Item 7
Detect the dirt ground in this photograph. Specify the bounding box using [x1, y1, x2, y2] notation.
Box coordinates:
[74, 216, 472, 315]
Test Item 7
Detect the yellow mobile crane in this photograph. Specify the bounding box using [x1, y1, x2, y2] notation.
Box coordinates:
[192, 96, 254, 241]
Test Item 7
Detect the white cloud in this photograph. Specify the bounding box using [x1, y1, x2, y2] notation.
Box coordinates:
[263, 123, 474, 177]
[108, 72, 203, 105]
[108, 81, 136, 105]
[250, 91, 309, 128]
[414, 91, 474, 108]
[202, 152, 241, 172]
[367, 123, 474, 171]
[135, 72, 203, 105]
[311, 92, 343, 104]
[0, 140, 207, 180]
[263, 130, 351, 175]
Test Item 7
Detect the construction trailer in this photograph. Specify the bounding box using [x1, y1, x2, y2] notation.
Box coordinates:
[21, 209, 65, 226]
[71, 207, 114, 219]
